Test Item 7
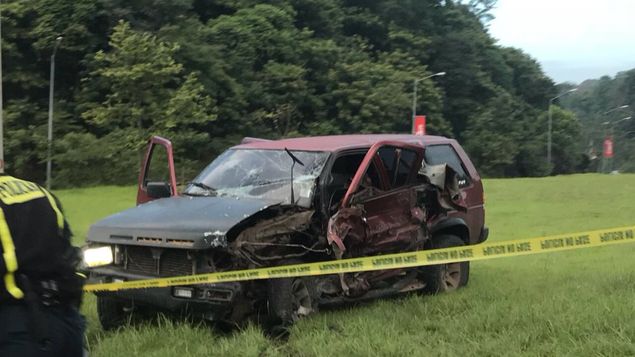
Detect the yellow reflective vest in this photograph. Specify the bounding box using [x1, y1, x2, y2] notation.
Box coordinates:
[0, 175, 68, 300]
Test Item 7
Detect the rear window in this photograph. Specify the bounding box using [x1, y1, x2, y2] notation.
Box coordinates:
[424, 144, 470, 186]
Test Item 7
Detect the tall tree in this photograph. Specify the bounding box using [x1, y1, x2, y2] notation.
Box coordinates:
[2, 0, 580, 185]
[56, 21, 215, 185]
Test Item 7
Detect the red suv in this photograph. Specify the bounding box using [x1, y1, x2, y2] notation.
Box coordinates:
[85, 134, 488, 330]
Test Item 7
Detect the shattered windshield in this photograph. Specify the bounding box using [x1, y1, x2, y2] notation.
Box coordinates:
[184, 149, 329, 207]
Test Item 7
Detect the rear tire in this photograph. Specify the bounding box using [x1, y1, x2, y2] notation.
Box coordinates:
[422, 234, 470, 293]
[97, 296, 133, 331]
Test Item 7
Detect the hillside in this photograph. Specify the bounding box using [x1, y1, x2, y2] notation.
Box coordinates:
[558, 68, 635, 172]
[2, 0, 580, 184]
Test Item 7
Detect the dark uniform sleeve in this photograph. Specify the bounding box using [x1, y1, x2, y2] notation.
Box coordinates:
[0, 247, 5, 276]
[51, 193, 81, 262]
[51, 193, 73, 237]
[48, 191, 83, 273]
[40, 190, 85, 307]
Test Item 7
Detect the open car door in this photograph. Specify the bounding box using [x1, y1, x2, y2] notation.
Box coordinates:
[328, 141, 425, 257]
[136, 136, 178, 205]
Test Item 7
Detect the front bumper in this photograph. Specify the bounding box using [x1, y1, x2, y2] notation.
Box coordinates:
[89, 267, 243, 319]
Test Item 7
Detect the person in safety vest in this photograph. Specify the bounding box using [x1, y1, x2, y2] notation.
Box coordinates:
[0, 173, 85, 356]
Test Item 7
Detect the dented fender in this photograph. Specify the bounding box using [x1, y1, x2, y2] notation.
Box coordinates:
[230, 209, 322, 263]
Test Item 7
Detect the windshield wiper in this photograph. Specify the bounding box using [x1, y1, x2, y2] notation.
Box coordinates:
[186, 181, 217, 196]
[285, 148, 305, 204]
[253, 178, 288, 186]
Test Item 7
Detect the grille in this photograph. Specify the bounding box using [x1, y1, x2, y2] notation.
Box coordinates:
[125, 246, 194, 277]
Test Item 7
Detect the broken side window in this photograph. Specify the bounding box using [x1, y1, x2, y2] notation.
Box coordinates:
[424, 144, 470, 187]
[377, 146, 419, 189]
[327, 153, 364, 212]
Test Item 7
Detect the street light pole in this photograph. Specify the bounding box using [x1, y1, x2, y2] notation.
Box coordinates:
[46, 36, 62, 190]
[412, 71, 446, 128]
[547, 103, 552, 167]
[614, 116, 632, 125]
[597, 105, 630, 173]
[602, 116, 633, 129]
[599, 116, 632, 173]
[602, 104, 629, 116]
[411, 79, 418, 124]
[547, 87, 578, 170]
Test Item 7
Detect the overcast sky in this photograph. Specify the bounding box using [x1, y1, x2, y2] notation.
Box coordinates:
[489, 0, 635, 84]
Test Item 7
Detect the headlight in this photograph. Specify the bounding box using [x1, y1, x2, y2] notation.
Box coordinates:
[83, 246, 114, 268]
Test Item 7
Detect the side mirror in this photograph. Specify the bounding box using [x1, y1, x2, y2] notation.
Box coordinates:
[146, 181, 172, 199]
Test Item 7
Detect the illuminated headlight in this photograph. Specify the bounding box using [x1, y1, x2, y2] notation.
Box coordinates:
[83, 246, 114, 268]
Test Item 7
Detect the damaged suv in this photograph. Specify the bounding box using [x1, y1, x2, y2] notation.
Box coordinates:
[85, 134, 488, 329]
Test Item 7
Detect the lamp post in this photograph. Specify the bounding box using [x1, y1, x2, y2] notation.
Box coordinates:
[46, 36, 62, 190]
[603, 116, 632, 126]
[599, 116, 631, 173]
[547, 87, 578, 170]
[602, 104, 629, 116]
[595, 105, 630, 172]
[600, 105, 630, 142]
[411, 71, 446, 127]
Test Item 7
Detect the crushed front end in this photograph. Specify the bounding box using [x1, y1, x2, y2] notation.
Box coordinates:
[84, 195, 294, 321]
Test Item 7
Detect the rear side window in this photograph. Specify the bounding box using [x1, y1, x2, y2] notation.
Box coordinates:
[424, 145, 470, 186]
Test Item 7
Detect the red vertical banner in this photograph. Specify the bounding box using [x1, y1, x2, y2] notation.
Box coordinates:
[603, 136, 613, 158]
[413, 115, 426, 136]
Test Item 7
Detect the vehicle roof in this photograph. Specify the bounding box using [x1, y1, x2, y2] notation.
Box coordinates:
[233, 134, 453, 152]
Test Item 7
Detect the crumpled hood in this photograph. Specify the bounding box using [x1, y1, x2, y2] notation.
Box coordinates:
[87, 195, 277, 249]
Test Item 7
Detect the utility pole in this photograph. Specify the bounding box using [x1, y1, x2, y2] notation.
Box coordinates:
[46, 36, 62, 190]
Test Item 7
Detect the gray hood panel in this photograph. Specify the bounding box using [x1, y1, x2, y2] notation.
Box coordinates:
[87, 196, 276, 249]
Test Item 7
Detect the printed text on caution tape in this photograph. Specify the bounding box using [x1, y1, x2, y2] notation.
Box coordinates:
[84, 225, 635, 292]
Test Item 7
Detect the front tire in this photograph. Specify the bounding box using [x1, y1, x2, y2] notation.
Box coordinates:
[265, 276, 317, 337]
[97, 296, 133, 331]
[422, 234, 470, 293]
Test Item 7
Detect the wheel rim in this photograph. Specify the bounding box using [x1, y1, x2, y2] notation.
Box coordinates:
[442, 263, 461, 291]
[291, 279, 313, 319]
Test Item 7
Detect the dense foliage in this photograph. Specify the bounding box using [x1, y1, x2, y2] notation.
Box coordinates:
[559, 70, 635, 173]
[1, 0, 583, 186]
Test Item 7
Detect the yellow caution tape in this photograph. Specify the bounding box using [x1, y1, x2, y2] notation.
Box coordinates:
[84, 225, 635, 292]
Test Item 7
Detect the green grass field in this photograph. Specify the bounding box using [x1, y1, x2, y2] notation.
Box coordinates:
[56, 174, 635, 356]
